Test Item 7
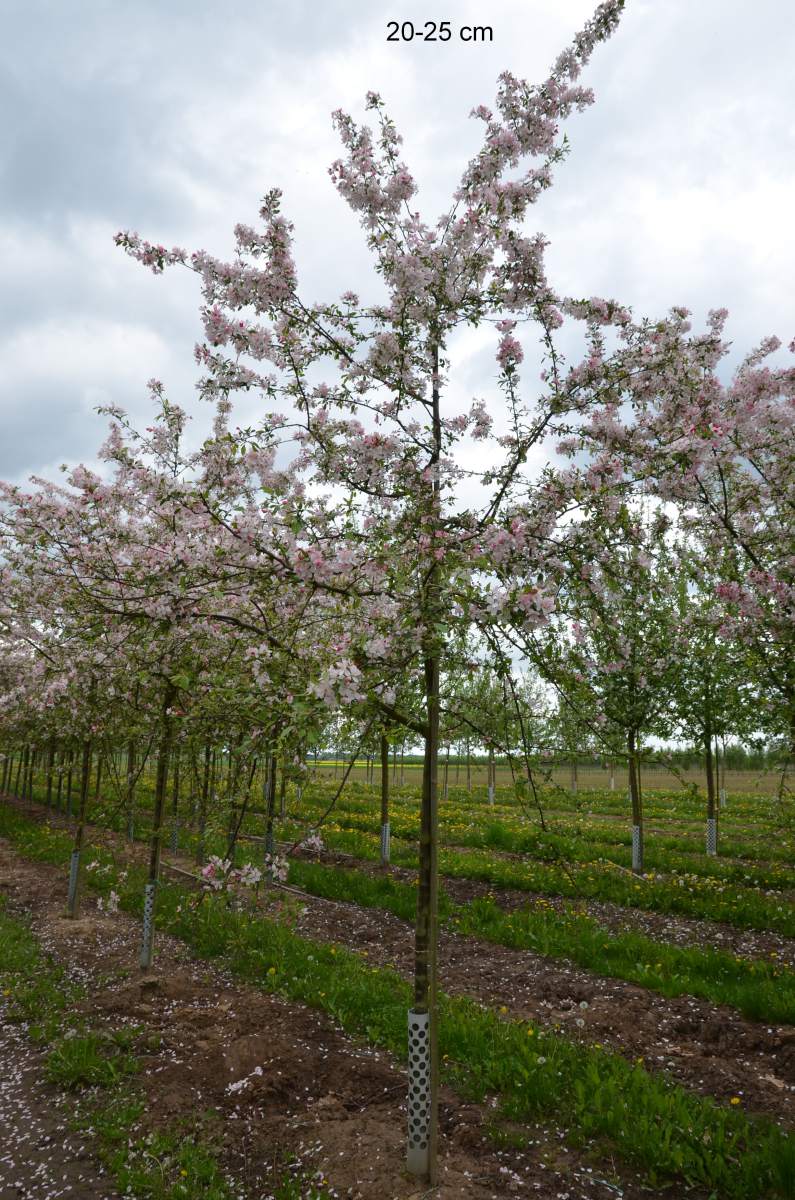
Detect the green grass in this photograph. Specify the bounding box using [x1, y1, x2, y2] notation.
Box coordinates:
[288, 856, 795, 1023]
[3, 801, 794, 1199]
[151, 881, 795, 1198]
[282, 817, 795, 938]
[0, 883, 333, 1200]
[46, 1031, 138, 1090]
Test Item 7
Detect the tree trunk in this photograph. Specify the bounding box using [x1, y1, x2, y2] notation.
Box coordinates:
[66, 748, 74, 816]
[170, 745, 181, 854]
[94, 751, 103, 801]
[67, 738, 93, 918]
[126, 741, 137, 842]
[24, 745, 34, 800]
[13, 748, 23, 796]
[56, 746, 64, 811]
[408, 339, 441, 1185]
[264, 752, 278, 858]
[279, 761, 287, 819]
[628, 729, 643, 873]
[705, 728, 718, 856]
[717, 736, 727, 809]
[196, 743, 211, 865]
[380, 731, 390, 866]
[140, 682, 175, 970]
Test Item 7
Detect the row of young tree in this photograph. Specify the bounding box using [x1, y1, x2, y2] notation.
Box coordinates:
[1, 0, 792, 1182]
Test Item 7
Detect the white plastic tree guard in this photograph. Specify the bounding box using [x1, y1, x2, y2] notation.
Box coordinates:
[631, 824, 642, 872]
[67, 849, 80, 914]
[380, 821, 391, 864]
[139, 882, 157, 969]
[706, 817, 718, 856]
[407, 1008, 430, 1176]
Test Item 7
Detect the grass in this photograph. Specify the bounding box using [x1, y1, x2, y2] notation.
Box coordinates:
[0, 888, 338, 1200]
[288, 856, 795, 1023]
[282, 818, 795, 937]
[2, 801, 794, 1199]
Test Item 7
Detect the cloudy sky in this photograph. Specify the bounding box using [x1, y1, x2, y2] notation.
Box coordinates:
[2, 0, 793, 486]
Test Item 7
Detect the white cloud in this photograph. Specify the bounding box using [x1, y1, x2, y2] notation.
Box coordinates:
[1, 0, 792, 479]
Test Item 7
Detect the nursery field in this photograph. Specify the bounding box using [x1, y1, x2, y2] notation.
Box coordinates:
[316, 759, 790, 797]
[1, 766, 795, 1199]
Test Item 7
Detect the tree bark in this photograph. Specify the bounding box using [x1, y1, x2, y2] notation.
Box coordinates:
[140, 682, 175, 969]
[65, 748, 74, 816]
[67, 738, 93, 918]
[409, 339, 441, 1184]
[196, 743, 211, 865]
[170, 744, 181, 853]
[264, 751, 278, 856]
[705, 727, 718, 855]
[126, 741, 137, 842]
[380, 731, 390, 866]
[628, 729, 643, 873]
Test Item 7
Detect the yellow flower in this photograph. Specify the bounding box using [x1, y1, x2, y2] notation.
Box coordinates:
[527, 1027, 534, 1036]
[267, 967, 277, 976]
[180, 1170, 188, 1178]
[730, 1096, 741, 1105]
[499, 1005, 508, 1014]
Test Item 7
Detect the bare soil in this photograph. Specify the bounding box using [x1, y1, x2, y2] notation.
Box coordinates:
[0, 835, 663, 1200]
[314, 844, 795, 969]
[278, 862, 795, 1127]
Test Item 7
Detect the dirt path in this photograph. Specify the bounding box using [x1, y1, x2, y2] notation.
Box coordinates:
[5, 795, 795, 1128]
[279, 869, 795, 1127]
[309, 845, 795, 969]
[0, 837, 664, 1200]
[0, 1008, 122, 1200]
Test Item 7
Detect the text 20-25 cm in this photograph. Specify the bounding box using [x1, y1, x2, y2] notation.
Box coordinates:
[387, 21, 494, 42]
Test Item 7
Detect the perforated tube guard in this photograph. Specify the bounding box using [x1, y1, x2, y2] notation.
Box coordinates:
[67, 850, 80, 913]
[170, 822, 179, 853]
[488, 784, 494, 806]
[139, 882, 156, 969]
[706, 817, 717, 856]
[407, 1009, 430, 1176]
[380, 821, 391, 863]
[631, 824, 642, 872]
[719, 788, 727, 809]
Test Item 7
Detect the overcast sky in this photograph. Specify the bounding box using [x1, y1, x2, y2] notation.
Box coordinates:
[2, 0, 793, 486]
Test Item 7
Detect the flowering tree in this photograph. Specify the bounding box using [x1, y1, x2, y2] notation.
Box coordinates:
[512, 503, 681, 871]
[568, 311, 795, 804]
[110, 2, 657, 1178]
[671, 546, 755, 851]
